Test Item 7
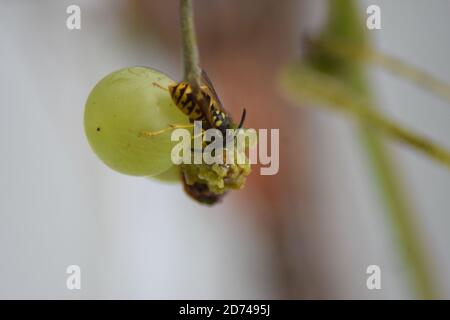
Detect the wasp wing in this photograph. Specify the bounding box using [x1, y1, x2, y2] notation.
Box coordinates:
[199, 70, 227, 112]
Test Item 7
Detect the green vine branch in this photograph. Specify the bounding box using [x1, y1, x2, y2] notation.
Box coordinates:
[280, 0, 439, 298]
[180, 0, 201, 87]
[280, 65, 450, 170]
[315, 40, 450, 104]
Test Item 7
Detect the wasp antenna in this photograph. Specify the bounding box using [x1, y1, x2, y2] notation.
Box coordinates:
[237, 108, 247, 129]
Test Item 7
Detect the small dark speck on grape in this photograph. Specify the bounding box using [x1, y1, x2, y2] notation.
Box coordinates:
[97, 127, 101, 132]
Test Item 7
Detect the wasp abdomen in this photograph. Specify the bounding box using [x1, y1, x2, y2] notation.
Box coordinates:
[168, 82, 204, 121]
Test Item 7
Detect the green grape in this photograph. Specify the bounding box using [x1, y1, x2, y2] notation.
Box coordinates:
[84, 67, 189, 176]
[150, 165, 181, 183]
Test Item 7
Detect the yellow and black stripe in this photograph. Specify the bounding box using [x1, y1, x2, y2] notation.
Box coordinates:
[169, 78, 243, 137]
[208, 102, 230, 131]
[168, 82, 205, 122]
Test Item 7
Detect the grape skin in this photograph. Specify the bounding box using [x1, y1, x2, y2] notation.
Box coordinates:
[84, 67, 189, 177]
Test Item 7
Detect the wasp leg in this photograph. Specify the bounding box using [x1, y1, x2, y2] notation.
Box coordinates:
[152, 82, 168, 91]
[139, 124, 194, 138]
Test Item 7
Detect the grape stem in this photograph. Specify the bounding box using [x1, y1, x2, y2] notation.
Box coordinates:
[180, 0, 201, 88]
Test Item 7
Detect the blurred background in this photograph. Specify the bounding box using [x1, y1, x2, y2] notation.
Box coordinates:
[0, 0, 449, 299]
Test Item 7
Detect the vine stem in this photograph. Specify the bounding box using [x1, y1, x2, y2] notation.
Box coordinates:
[280, 62, 439, 299]
[281, 66, 450, 170]
[180, 0, 201, 87]
[316, 40, 450, 104]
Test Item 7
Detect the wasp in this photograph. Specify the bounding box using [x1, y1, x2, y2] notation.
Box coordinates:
[168, 70, 246, 136]
[168, 71, 247, 205]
